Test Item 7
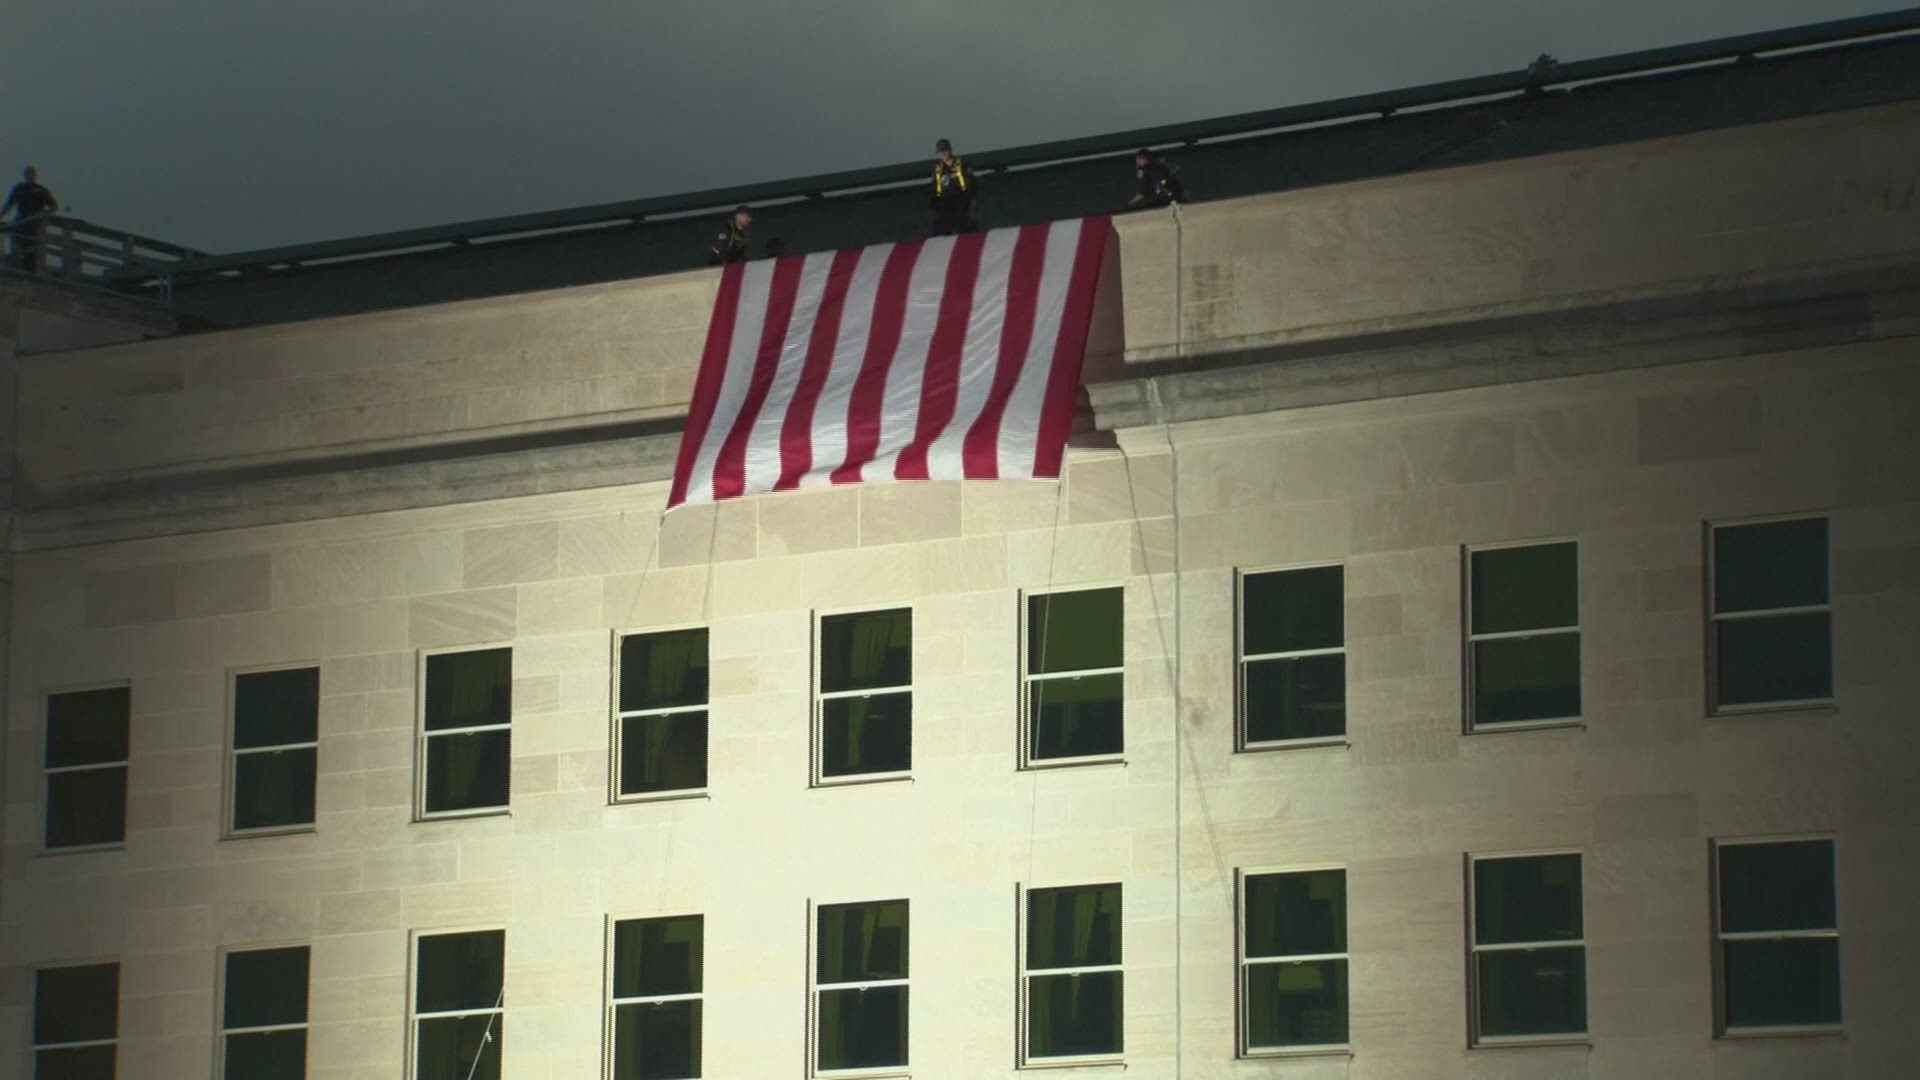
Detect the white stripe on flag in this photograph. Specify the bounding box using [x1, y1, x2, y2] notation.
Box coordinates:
[861, 238, 952, 482]
[741, 252, 832, 494]
[997, 220, 1083, 476]
[918, 226, 1018, 478]
[801, 243, 890, 488]
[683, 259, 775, 503]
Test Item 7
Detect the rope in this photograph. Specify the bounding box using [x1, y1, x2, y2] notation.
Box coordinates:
[462, 986, 505, 1080]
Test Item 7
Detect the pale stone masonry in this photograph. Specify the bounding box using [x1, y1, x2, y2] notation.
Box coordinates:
[1, 102, 1917, 1079]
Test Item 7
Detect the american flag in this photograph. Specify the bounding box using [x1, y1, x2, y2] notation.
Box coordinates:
[667, 217, 1111, 509]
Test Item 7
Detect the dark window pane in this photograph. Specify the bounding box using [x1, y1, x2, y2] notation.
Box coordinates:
[1472, 543, 1577, 634]
[1473, 633, 1581, 726]
[620, 630, 709, 713]
[1716, 613, 1833, 707]
[224, 1030, 306, 1078]
[233, 668, 320, 748]
[424, 649, 512, 731]
[34, 1045, 115, 1080]
[1719, 841, 1836, 933]
[1244, 654, 1345, 744]
[1029, 674, 1123, 761]
[613, 916, 704, 999]
[1028, 885, 1121, 970]
[1475, 855, 1583, 945]
[416, 931, 504, 1014]
[45, 768, 126, 849]
[613, 1000, 701, 1080]
[233, 748, 317, 831]
[818, 901, 909, 984]
[1028, 589, 1122, 675]
[46, 688, 130, 768]
[1243, 567, 1343, 656]
[1723, 937, 1841, 1029]
[1246, 958, 1348, 1049]
[1715, 519, 1828, 613]
[820, 609, 912, 693]
[35, 964, 118, 1045]
[619, 713, 708, 796]
[1028, 972, 1122, 1058]
[225, 947, 309, 1029]
[1476, 947, 1586, 1038]
[821, 694, 912, 777]
[424, 730, 510, 813]
[1245, 871, 1346, 958]
[415, 1015, 501, 1080]
[818, 986, 907, 1071]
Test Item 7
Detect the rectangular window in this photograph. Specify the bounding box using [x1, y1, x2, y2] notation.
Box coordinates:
[1710, 518, 1832, 711]
[34, 962, 117, 1078]
[44, 686, 130, 850]
[419, 648, 512, 817]
[813, 900, 909, 1074]
[1715, 838, 1840, 1033]
[609, 915, 703, 1080]
[1022, 883, 1122, 1063]
[412, 929, 504, 1080]
[1470, 853, 1585, 1042]
[229, 667, 319, 834]
[1023, 589, 1124, 766]
[1240, 869, 1348, 1054]
[815, 609, 913, 783]
[1467, 542, 1581, 729]
[1239, 567, 1346, 748]
[221, 946, 310, 1078]
[615, 629, 709, 800]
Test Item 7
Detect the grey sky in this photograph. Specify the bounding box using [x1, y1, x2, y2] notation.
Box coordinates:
[2, 0, 1905, 252]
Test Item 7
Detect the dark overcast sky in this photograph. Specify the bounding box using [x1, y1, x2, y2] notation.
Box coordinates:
[2, 1, 1905, 252]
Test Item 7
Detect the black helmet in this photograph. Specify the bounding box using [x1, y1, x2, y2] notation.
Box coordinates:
[935, 138, 953, 153]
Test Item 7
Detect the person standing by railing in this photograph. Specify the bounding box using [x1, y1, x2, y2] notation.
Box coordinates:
[2, 166, 59, 272]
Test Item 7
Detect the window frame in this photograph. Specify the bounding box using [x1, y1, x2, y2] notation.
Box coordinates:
[1706, 515, 1836, 716]
[32, 959, 119, 1074]
[1463, 539, 1583, 733]
[224, 662, 322, 839]
[808, 896, 911, 1077]
[610, 624, 712, 805]
[415, 644, 514, 821]
[604, 910, 705, 1080]
[1711, 834, 1843, 1039]
[1235, 865, 1351, 1058]
[408, 926, 507, 1080]
[1017, 879, 1125, 1068]
[812, 605, 915, 788]
[41, 680, 132, 854]
[216, 942, 311, 1080]
[1019, 584, 1127, 770]
[1466, 849, 1588, 1047]
[1235, 564, 1349, 752]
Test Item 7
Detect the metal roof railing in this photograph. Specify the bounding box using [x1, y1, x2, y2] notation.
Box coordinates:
[112, 5, 1920, 289]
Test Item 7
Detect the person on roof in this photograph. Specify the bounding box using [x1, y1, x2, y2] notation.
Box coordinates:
[2, 166, 59, 272]
[708, 205, 753, 265]
[929, 139, 977, 236]
[1128, 149, 1184, 210]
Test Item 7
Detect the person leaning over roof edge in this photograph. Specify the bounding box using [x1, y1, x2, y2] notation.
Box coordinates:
[1128, 148, 1184, 210]
[929, 139, 978, 237]
[709, 205, 753, 265]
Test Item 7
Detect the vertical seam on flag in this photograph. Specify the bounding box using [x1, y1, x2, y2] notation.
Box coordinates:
[961, 224, 1048, 479]
[667, 263, 746, 508]
[776, 249, 862, 491]
[832, 241, 923, 485]
[1032, 218, 1110, 479]
[712, 257, 806, 500]
[895, 232, 986, 481]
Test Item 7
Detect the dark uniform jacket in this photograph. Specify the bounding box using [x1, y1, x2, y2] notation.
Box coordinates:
[1135, 160, 1184, 208]
[2, 181, 56, 221]
[709, 221, 750, 265]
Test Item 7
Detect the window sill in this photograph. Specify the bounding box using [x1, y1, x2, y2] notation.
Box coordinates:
[413, 808, 511, 824]
[37, 842, 126, 858]
[221, 825, 317, 842]
[611, 789, 710, 807]
[1021, 755, 1126, 772]
[1019, 1056, 1125, 1071]
[1471, 1036, 1590, 1050]
[1718, 1025, 1844, 1041]
[1708, 702, 1838, 721]
[1466, 717, 1584, 736]
[813, 772, 914, 790]
[1238, 736, 1348, 754]
[816, 1068, 911, 1079]
[1241, 1045, 1352, 1060]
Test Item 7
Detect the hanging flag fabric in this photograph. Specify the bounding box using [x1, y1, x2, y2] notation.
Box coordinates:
[668, 216, 1111, 509]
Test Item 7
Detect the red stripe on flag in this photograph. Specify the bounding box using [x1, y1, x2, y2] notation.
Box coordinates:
[960, 224, 1049, 479]
[711, 257, 805, 501]
[668, 262, 746, 507]
[1031, 218, 1109, 479]
[775, 250, 863, 491]
[895, 233, 986, 481]
[831, 241, 923, 485]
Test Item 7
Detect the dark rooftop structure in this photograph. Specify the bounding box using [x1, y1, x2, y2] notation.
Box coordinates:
[87, 8, 1920, 329]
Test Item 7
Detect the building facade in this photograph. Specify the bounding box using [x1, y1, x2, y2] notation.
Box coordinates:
[2, 96, 1918, 1080]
